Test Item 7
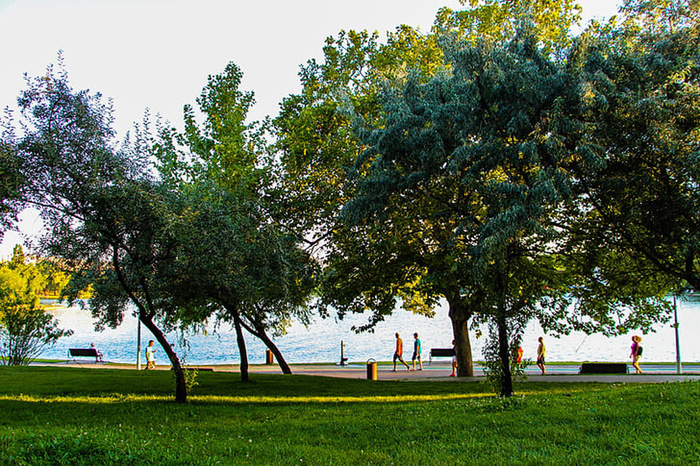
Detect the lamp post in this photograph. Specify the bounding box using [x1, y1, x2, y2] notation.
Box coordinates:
[136, 316, 142, 370]
[673, 294, 682, 375]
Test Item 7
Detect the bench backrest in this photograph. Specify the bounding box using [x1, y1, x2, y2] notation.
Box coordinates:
[579, 363, 628, 374]
[430, 348, 455, 357]
[69, 348, 99, 357]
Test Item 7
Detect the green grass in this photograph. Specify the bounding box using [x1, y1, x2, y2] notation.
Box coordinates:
[0, 367, 697, 465]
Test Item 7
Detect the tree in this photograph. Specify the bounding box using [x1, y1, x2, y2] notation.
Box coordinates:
[0, 127, 24, 239]
[0, 251, 72, 365]
[341, 26, 597, 394]
[274, 1, 585, 380]
[150, 63, 319, 380]
[12, 62, 195, 402]
[566, 0, 700, 298]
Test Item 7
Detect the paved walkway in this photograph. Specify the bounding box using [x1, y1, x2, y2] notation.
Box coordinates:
[44, 361, 700, 383]
[244, 363, 700, 383]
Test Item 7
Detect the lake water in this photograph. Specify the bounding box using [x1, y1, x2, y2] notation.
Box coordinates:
[41, 296, 699, 365]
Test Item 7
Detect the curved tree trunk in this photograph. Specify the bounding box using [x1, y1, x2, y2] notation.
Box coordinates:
[232, 310, 250, 382]
[111, 248, 187, 402]
[447, 295, 474, 377]
[239, 318, 293, 374]
[140, 313, 187, 403]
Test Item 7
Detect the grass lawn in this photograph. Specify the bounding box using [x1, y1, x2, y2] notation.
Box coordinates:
[0, 367, 697, 465]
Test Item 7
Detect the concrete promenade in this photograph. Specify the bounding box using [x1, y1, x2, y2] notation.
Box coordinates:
[44, 360, 700, 383]
[245, 362, 700, 383]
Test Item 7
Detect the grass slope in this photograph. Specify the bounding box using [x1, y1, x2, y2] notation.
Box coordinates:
[0, 366, 697, 465]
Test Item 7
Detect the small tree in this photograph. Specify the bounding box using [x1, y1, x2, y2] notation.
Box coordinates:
[0, 304, 72, 366]
[0, 264, 72, 365]
[481, 317, 529, 394]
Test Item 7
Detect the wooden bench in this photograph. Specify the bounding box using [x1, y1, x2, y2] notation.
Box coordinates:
[68, 348, 102, 363]
[579, 363, 628, 374]
[429, 348, 455, 364]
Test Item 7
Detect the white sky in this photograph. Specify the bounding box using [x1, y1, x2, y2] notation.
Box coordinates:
[0, 0, 620, 257]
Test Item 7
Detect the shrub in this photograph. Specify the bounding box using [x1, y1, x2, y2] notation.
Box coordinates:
[0, 304, 73, 365]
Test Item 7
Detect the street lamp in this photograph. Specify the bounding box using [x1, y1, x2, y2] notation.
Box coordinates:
[673, 293, 682, 375]
[136, 316, 142, 370]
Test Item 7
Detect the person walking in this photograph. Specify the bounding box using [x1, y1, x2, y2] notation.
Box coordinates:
[145, 340, 157, 370]
[393, 333, 410, 371]
[536, 337, 546, 375]
[412, 333, 423, 371]
[450, 340, 457, 377]
[630, 335, 643, 374]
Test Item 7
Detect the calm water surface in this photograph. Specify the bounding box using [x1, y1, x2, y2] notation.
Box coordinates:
[42, 297, 700, 365]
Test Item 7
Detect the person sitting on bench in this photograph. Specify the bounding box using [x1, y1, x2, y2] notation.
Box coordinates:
[91, 343, 104, 362]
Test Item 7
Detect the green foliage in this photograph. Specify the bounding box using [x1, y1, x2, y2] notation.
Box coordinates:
[0, 252, 72, 365]
[619, 0, 699, 35]
[337, 26, 594, 385]
[565, 0, 700, 297]
[481, 320, 530, 394]
[147, 62, 319, 377]
[434, 0, 582, 54]
[0, 117, 24, 237]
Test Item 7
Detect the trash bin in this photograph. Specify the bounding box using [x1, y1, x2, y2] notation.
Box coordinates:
[265, 349, 274, 365]
[366, 358, 377, 380]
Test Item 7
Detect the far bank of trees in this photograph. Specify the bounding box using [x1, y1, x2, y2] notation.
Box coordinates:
[1, 0, 697, 399]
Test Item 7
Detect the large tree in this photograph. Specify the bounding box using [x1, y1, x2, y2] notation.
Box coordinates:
[12, 63, 196, 402]
[274, 0, 586, 378]
[150, 63, 319, 380]
[341, 26, 595, 392]
[333, 2, 686, 392]
[566, 0, 700, 298]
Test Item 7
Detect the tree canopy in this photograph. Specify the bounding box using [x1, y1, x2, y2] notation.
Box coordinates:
[1, 0, 695, 398]
[147, 62, 319, 381]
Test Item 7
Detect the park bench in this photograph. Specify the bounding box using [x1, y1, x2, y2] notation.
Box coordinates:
[579, 362, 628, 374]
[429, 348, 455, 365]
[68, 348, 102, 363]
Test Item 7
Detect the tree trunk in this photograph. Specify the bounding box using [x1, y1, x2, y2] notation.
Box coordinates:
[140, 313, 187, 403]
[496, 309, 514, 397]
[495, 260, 514, 397]
[447, 296, 474, 377]
[232, 310, 250, 382]
[240, 318, 293, 374]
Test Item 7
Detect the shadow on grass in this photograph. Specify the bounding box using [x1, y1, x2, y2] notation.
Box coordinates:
[0, 365, 606, 405]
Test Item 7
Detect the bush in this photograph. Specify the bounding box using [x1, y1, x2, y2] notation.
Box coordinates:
[0, 304, 73, 365]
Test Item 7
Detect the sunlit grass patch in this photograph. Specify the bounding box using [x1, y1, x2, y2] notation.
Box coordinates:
[1, 391, 493, 405]
[190, 392, 492, 404]
[0, 393, 172, 404]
